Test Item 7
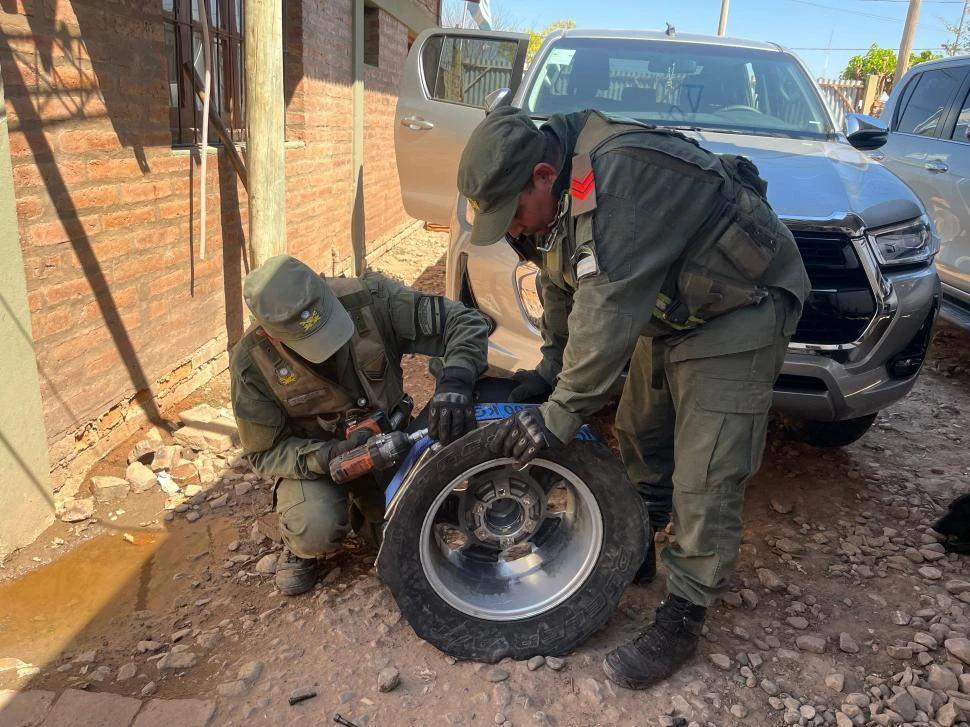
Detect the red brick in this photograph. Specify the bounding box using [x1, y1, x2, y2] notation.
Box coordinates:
[147, 270, 186, 296]
[31, 305, 73, 339]
[102, 206, 155, 230]
[121, 180, 172, 204]
[58, 129, 122, 154]
[158, 199, 189, 220]
[42, 276, 96, 306]
[28, 215, 101, 246]
[16, 195, 45, 220]
[86, 157, 143, 182]
[62, 185, 120, 210]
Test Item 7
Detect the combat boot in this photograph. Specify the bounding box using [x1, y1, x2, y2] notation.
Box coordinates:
[632, 539, 656, 585]
[275, 547, 319, 596]
[602, 594, 706, 689]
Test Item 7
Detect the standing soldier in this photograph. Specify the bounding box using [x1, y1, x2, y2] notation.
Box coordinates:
[459, 107, 810, 688]
[230, 255, 488, 596]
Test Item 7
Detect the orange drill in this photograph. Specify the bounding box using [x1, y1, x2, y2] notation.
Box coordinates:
[329, 428, 427, 485]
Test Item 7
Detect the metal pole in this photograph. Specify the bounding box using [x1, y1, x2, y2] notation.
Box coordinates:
[894, 0, 923, 88]
[244, 0, 287, 268]
[717, 0, 730, 36]
[351, 0, 365, 276]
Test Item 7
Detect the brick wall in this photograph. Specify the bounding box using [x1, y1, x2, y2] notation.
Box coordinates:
[1, 0, 438, 493]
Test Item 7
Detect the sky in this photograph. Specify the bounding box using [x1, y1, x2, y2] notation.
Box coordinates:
[442, 0, 970, 79]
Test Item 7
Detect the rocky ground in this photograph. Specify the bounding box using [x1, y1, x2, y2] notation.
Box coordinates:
[2, 227, 970, 727]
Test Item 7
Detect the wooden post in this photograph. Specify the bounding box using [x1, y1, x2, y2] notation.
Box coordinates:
[894, 0, 923, 88]
[351, 0, 366, 276]
[245, 0, 287, 269]
[862, 75, 881, 116]
[717, 0, 730, 36]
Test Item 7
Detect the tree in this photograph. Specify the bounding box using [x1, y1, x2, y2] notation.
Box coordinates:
[440, 0, 518, 31]
[842, 44, 941, 91]
[527, 20, 576, 63]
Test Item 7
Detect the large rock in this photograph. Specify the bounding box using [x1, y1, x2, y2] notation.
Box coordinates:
[157, 651, 198, 670]
[0, 689, 56, 726]
[937, 701, 961, 727]
[127, 439, 158, 465]
[132, 698, 216, 727]
[795, 635, 826, 653]
[125, 461, 158, 493]
[757, 568, 787, 592]
[888, 691, 917, 722]
[151, 445, 182, 472]
[39, 689, 141, 727]
[59, 498, 94, 522]
[946, 638, 970, 664]
[927, 664, 959, 692]
[178, 404, 221, 427]
[173, 426, 209, 451]
[90, 476, 129, 502]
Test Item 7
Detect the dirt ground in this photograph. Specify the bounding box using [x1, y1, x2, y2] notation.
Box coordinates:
[2, 227, 970, 727]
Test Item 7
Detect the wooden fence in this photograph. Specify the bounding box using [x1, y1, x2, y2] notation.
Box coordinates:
[816, 78, 866, 128]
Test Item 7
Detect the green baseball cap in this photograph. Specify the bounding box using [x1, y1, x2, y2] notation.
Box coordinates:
[458, 106, 547, 245]
[243, 255, 354, 363]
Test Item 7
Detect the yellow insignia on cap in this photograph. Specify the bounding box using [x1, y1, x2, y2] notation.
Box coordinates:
[277, 367, 296, 386]
[468, 198, 481, 213]
[299, 310, 321, 330]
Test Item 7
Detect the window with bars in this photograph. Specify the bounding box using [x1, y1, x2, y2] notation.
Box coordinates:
[164, 0, 246, 145]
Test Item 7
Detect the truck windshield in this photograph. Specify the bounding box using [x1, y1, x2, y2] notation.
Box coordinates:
[524, 38, 835, 139]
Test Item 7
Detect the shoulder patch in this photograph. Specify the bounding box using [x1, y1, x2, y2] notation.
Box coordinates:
[416, 295, 445, 337]
[570, 153, 597, 216]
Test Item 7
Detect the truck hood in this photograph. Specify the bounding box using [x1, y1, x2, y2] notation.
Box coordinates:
[692, 132, 924, 232]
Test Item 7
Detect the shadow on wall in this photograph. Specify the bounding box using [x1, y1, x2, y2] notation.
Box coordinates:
[0, 0, 308, 507]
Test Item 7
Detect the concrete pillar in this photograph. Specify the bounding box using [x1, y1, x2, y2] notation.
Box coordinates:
[0, 70, 54, 559]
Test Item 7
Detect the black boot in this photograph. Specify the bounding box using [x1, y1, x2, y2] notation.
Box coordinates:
[602, 595, 706, 689]
[632, 539, 656, 585]
[275, 547, 319, 596]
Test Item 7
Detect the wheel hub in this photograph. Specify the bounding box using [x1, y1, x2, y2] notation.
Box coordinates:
[462, 475, 544, 548]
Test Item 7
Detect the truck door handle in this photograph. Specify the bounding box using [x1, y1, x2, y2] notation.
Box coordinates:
[925, 160, 949, 173]
[400, 116, 434, 130]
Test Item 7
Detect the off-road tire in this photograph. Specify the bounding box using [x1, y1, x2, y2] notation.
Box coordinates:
[377, 426, 646, 663]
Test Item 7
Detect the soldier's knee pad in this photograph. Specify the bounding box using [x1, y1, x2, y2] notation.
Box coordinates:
[275, 478, 350, 558]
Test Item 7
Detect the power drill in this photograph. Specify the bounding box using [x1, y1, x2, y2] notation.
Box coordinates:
[329, 428, 427, 485]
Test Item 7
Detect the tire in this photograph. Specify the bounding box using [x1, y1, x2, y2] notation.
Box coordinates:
[377, 425, 646, 663]
[788, 413, 878, 448]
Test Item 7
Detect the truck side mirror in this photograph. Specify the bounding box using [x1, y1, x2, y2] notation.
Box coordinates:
[846, 113, 889, 151]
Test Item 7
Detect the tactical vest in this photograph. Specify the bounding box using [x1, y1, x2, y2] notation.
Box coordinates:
[549, 111, 794, 334]
[246, 277, 405, 438]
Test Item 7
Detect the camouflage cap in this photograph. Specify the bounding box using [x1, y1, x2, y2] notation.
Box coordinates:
[457, 106, 547, 245]
[243, 255, 354, 363]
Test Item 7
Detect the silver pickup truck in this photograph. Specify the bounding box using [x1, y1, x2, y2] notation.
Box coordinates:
[394, 27, 941, 447]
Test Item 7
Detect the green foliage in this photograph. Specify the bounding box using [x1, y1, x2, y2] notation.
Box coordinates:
[841, 44, 942, 90]
[527, 20, 576, 63]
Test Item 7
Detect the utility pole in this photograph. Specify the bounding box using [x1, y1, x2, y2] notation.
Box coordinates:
[245, 0, 287, 268]
[717, 0, 729, 35]
[894, 0, 923, 87]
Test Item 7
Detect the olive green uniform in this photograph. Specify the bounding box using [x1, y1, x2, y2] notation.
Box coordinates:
[529, 111, 811, 606]
[230, 271, 488, 558]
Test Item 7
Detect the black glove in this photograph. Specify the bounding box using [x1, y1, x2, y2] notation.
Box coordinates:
[508, 369, 553, 403]
[488, 408, 562, 464]
[314, 429, 370, 471]
[429, 367, 477, 445]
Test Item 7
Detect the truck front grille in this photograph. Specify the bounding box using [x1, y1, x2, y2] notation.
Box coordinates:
[790, 231, 875, 345]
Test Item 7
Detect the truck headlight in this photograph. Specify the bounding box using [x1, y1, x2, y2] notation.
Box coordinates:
[869, 215, 939, 267]
[514, 262, 543, 329]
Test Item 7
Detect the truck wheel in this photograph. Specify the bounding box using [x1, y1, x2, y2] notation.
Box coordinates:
[788, 413, 878, 448]
[377, 425, 647, 663]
